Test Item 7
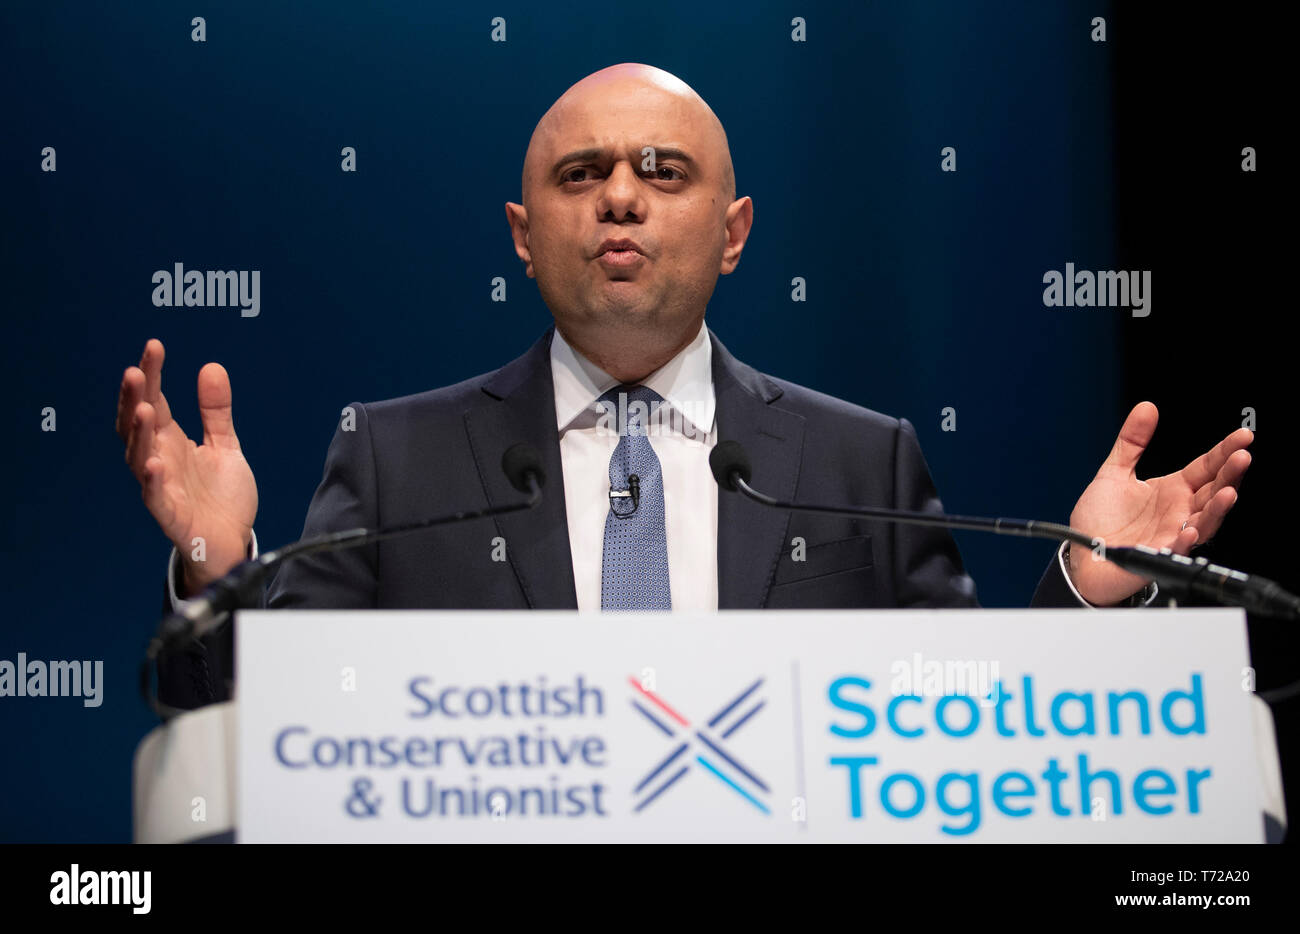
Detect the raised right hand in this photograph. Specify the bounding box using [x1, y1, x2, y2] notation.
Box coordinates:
[117, 339, 258, 598]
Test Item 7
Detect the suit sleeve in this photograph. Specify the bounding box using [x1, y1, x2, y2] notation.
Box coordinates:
[1031, 541, 1161, 608]
[1029, 546, 1082, 607]
[265, 401, 380, 609]
[153, 581, 224, 710]
[891, 418, 980, 608]
[153, 402, 380, 712]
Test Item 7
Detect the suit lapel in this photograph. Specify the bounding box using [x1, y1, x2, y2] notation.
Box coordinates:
[464, 329, 579, 609]
[711, 330, 806, 609]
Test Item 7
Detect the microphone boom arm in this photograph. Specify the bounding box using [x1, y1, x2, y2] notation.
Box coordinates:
[733, 475, 1091, 549]
[724, 467, 1299, 622]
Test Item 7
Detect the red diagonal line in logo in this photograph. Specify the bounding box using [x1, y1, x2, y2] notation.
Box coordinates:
[627, 675, 690, 727]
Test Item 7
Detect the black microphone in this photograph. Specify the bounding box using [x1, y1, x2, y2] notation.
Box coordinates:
[609, 473, 641, 518]
[709, 440, 1300, 621]
[145, 442, 546, 677]
[502, 442, 546, 494]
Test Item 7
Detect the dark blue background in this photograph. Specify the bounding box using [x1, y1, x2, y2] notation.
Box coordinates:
[1, 1, 1132, 841]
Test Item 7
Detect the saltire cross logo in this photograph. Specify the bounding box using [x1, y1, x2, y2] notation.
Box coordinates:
[628, 675, 770, 815]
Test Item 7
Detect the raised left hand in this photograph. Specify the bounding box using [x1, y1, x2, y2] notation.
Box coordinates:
[1066, 401, 1253, 605]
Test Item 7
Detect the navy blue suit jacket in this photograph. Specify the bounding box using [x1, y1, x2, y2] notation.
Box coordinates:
[158, 328, 1078, 708]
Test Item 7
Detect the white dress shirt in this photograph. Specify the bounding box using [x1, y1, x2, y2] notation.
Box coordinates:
[551, 322, 718, 611]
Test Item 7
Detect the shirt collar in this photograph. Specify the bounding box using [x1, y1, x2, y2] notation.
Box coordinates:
[550, 321, 715, 438]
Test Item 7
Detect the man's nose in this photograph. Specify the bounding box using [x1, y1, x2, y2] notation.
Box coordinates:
[597, 161, 644, 221]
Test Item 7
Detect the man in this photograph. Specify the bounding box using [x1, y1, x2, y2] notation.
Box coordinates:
[116, 64, 1253, 709]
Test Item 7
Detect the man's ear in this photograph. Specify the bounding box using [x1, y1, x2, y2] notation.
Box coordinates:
[719, 196, 754, 276]
[504, 202, 535, 278]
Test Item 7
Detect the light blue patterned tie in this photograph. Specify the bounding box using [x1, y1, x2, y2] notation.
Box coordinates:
[600, 385, 671, 610]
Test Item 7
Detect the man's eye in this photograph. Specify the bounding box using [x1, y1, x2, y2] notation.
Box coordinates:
[560, 165, 683, 184]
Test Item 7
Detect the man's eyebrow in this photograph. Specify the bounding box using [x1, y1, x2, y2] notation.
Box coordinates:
[549, 145, 700, 176]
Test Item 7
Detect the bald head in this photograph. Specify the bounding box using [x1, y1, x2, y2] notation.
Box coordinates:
[522, 63, 735, 207]
[504, 63, 753, 383]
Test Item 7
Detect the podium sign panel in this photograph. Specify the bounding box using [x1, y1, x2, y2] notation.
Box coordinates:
[236, 609, 1264, 842]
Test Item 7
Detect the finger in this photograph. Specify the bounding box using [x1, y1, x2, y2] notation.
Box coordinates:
[137, 339, 174, 428]
[123, 395, 141, 463]
[1191, 448, 1251, 512]
[127, 401, 157, 482]
[1188, 486, 1238, 545]
[1104, 401, 1159, 473]
[140, 455, 172, 525]
[1181, 427, 1254, 490]
[1170, 525, 1199, 557]
[197, 362, 239, 450]
[138, 339, 163, 401]
[116, 366, 145, 440]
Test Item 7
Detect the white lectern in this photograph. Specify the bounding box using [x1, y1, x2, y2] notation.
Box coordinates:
[133, 609, 1290, 843]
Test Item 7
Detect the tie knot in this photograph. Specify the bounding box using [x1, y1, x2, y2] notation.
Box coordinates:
[596, 385, 665, 436]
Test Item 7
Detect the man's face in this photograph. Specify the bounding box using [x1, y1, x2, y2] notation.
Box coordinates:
[508, 70, 748, 361]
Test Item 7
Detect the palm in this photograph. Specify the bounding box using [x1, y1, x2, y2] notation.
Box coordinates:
[151, 417, 257, 551]
[1066, 402, 1252, 605]
[1073, 468, 1192, 549]
[118, 340, 258, 590]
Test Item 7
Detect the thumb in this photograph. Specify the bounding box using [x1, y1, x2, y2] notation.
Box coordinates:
[1104, 401, 1158, 473]
[197, 362, 239, 449]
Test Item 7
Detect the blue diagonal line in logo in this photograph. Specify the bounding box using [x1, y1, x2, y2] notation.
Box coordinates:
[707, 677, 765, 728]
[630, 699, 676, 737]
[633, 741, 690, 794]
[694, 731, 769, 794]
[634, 764, 691, 812]
[696, 756, 771, 815]
[721, 699, 766, 739]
